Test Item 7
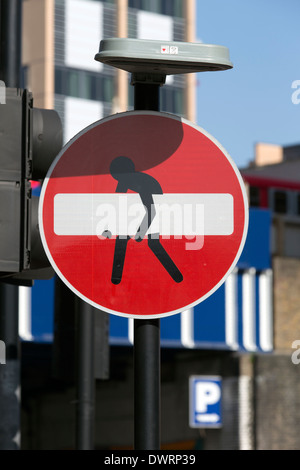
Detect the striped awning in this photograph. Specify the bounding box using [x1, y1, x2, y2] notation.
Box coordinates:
[21, 208, 272, 353]
[109, 268, 273, 352]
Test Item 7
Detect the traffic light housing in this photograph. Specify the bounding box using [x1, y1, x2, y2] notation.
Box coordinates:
[0, 88, 63, 283]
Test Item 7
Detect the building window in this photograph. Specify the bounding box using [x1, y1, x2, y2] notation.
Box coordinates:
[249, 186, 260, 207]
[128, 0, 183, 18]
[68, 70, 80, 97]
[161, 87, 184, 115]
[296, 193, 300, 215]
[55, 67, 114, 103]
[269, 189, 300, 216]
[273, 190, 287, 214]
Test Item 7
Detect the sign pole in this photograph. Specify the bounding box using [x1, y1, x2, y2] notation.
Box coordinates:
[0, 0, 22, 450]
[133, 76, 161, 450]
[75, 298, 95, 450]
[134, 320, 160, 450]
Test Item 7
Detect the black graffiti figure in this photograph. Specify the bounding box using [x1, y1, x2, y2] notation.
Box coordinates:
[109, 156, 183, 285]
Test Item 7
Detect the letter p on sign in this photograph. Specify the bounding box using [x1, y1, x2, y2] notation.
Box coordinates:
[189, 376, 222, 428]
[196, 381, 221, 412]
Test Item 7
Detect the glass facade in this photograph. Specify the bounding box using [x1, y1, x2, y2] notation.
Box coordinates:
[55, 67, 114, 102]
[83, 0, 184, 17]
[128, 0, 183, 18]
[54, 0, 187, 141]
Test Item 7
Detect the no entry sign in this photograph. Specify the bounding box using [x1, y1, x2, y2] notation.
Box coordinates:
[39, 111, 248, 319]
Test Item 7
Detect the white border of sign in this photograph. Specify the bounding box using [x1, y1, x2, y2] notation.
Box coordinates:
[39, 111, 249, 319]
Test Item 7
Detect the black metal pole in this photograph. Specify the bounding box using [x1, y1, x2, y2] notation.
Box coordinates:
[0, 0, 22, 451]
[134, 320, 160, 450]
[133, 77, 161, 450]
[134, 82, 160, 112]
[75, 298, 95, 450]
[0, 283, 20, 449]
[0, 0, 22, 87]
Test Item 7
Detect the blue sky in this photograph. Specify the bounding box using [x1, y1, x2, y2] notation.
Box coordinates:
[195, 0, 300, 169]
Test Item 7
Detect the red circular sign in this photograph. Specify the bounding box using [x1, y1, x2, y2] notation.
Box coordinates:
[39, 111, 248, 319]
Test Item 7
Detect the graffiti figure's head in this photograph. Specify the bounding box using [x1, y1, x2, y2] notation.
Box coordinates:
[110, 156, 135, 181]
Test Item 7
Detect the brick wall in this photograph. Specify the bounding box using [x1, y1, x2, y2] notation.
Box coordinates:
[273, 256, 300, 352]
[255, 354, 300, 449]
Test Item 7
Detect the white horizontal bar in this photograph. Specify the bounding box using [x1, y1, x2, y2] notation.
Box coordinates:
[195, 413, 220, 423]
[242, 268, 257, 352]
[259, 269, 273, 352]
[53, 193, 233, 237]
[225, 269, 239, 350]
[181, 308, 195, 348]
[18, 286, 33, 342]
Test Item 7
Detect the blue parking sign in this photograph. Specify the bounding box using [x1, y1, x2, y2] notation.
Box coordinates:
[189, 376, 222, 428]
